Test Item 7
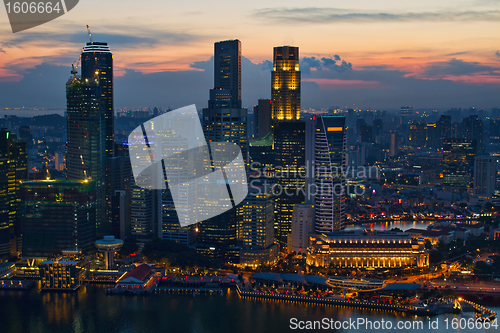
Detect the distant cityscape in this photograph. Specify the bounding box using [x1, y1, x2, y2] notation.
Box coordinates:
[0, 35, 499, 327]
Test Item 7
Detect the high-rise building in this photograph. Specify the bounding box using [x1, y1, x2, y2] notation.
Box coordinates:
[254, 99, 272, 139]
[409, 121, 427, 148]
[198, 40, 247, 262]
[20, 180, 96, 258]
[273, 121, 306, 245]
[287, 204, 314, 254]
[108, 156, 132, 239]
[442, 139, 476, 188]
[473, 156, 497, 197]
[213, 40, 241, 109]
[130, 184, 155, 244]
[0, 129, 28, 257]
[81, 41, 114, 159]
[312, 116, 346, 233]
[437, 115, 451, 143]
[240, 184, 277, 265]
[271, 46, 300, 121]
[81, 40, 114, 227]
[66, 72, 106, 227]
[389, 132, 399, 157]
[463, 115, 483, 152]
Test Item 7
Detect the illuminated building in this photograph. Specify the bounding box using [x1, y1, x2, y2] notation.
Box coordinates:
[271, 46, 300, 121]
[198, 40, 246, 262]
[39, 257, 87, 290]
[130, 183, 154, 244]
[81, 40, 114, 226]
[240, 184, 277, 265]
[389, 132, 398, 157]
[442, 139, 476, 188]
[287, 204, 314, 254]
[66, 71, 106, 227]
[95, 235, 123, 269]
[0, 129, 27, 257]
[254, 99, 272, 140]
[409, 121, 427, 148]
[473, 156, 497, 197]
[213, 40, 241, 109]
[273, 121, 306, 245]
[312, 116, 346, 233]
[81, 41, 114, 161]
[20, 180, 96, 258]
[115, 263, 156, 291]
[307, 231, 428, 268]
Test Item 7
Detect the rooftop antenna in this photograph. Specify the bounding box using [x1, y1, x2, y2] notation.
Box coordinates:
[86, 25, 92, 44]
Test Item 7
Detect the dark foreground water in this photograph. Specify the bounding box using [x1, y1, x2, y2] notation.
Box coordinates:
[0, 284, 498, 333]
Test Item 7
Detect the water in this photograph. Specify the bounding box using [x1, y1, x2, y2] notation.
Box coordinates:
[345, 220, 432, 232]
[0, 285, 497, 333]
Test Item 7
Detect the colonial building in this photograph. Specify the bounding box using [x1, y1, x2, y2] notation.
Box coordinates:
[307, 231, 428, 268]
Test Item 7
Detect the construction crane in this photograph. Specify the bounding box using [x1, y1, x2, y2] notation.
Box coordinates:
[71, 54, 81, 79]
[86, 25, 92, 44]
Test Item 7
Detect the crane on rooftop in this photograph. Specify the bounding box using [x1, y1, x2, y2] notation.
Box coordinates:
[86, 25, 92, 44]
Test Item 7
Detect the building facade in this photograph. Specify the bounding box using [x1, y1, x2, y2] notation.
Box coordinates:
[20, 180, 97, 258]
[271, 46, 300, 121]
[442, 139, 476, 188]
[307, 231, 428, 268]
[287, 204, 314, 254]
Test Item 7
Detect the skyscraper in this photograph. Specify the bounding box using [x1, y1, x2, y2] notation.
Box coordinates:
[312, 115, 346, 233]
[213, 40, 241, 109]
[287, 204, 314, 254]
[273, 121, 306, 245]
[198, 40, 247, 262]
[66, 71, 106, 226]
[271, 46, 300, 121]
[473, 156, 497, 197]
[80, 41, 114, 158]
[254, 99, 272, 140]
[81, 40, 114, 227]
[20, 180, 96, 258]
[0, 129, 28, 257]
[240, 184, 277, 265]
[442, 139, 476, 188]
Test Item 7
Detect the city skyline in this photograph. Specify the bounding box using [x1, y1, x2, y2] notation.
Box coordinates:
[0, 0, 499, 110]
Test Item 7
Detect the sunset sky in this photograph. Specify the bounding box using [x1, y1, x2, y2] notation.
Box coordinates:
[0, 0, 499, 110]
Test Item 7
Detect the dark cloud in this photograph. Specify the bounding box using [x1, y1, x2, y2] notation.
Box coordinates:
[496, 51, 500, 58]
[254, 7, 500, 24]
[445, 51, 469, 56]
[301, 56, 352, 74]
[1, 30, 202, 48]
[0, 48, 5, 53]
[420, 58, 500, 78]
[0, 56, 499, 112]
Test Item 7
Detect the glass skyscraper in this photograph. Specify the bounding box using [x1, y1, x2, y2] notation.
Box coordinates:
[442, 139, 476, 188]
[0, 129, 27, 258]
[20, 180, 96, 258]
[198, 40, 247, 262]
[66, 72, 106, 227]
[312, 115, 346, 233]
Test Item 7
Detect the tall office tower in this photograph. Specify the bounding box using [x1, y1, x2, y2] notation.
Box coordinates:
[81, 40, 114, 226]
[287, 204, 314, 254]
[409, 121, 427, 148]
[130, 184, 154, 244]
[18, 126, 32, 146]
[254, 99, 272, 139]
[271, 46, 300, 121]
[442, 139, 476, 188]
[359, 121, 373, 143]
[240, 184, 277, 265]
[274, 121, 306, 245]
[389, 132, 399, 157]
[437, 115, 451, 143]
[426, 123, 437, 148]
[66, 72, 106, 227]
[108, 156, 132, 239]
[158, 133, 196, 246]
[313, 116, 346, 233]
[213, 40, 241, 108]
[0, 130, 28, 257]
[400, 106, 413, 119]
[81, 41, 114, 159]
[463, 115, 484, 152]
[20, 180, 96, 258]
[473, 156, 497, 197]
[198, 40, 246, 262]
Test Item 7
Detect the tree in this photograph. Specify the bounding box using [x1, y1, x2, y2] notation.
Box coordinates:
[119, 237, 138, 255]
[474, 261, 493, 275]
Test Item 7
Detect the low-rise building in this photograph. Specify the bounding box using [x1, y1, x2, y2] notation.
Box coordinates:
[116, 264, 156, 291]
[307, 231, 428, 269]
[39, 257, 87, 290]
